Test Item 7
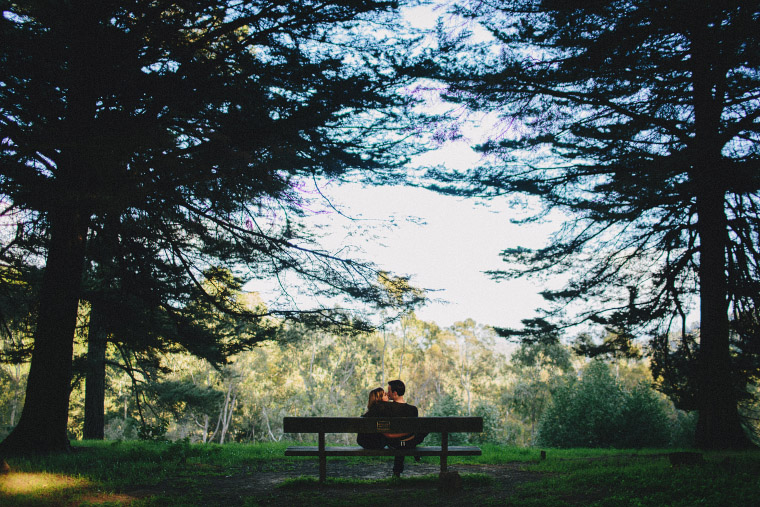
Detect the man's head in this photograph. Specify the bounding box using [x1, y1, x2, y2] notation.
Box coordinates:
[387, 379, 405, 400]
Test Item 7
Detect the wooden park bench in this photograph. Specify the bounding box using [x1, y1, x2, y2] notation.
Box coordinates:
[283, 416, 483, 482]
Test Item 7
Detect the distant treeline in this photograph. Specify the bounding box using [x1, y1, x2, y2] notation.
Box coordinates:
[1, 315, 698, 447]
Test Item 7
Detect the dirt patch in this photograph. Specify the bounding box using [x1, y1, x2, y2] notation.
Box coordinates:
[124, 460, 544, 505]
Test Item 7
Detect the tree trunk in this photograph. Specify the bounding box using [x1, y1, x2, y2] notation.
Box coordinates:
[7, 364, 24, 427]
[689, 15, 751, 449]
[218, 382, 237, 444]
[381, 325, 387, 386]
[694, 184, 749, 448]
[9, 376, 19, 427]
[398, 319, 407, 379]
[83, 303, 107, 440]
[0, 207, 89, 455]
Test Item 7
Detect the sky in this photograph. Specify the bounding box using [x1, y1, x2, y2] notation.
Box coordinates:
[253, 136, 564, 332]
[315, 180, 558, 331]
[307, 4, 558, 331]
[251, 2, 563, 333]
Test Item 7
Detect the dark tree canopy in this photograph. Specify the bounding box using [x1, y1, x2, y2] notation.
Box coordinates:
[0, 0, 426, 454]
[426, 0, 760, 448]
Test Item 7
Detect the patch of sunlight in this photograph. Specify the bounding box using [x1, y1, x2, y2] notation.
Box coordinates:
[0, 471, 90, 495]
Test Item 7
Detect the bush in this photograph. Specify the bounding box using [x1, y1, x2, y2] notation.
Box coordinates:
[536, 360, 672, 448]
[0, 424, 13, 441]
[425, 393, 468, 445]
[472, 403, 504, 444]
[668, 409, 697, 447]
[138, 420, 169, 441]
[616, 383, 670, 448]
[104, 417, 139, 441]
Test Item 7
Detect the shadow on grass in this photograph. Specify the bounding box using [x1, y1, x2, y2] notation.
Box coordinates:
[278, 473, 494, 490]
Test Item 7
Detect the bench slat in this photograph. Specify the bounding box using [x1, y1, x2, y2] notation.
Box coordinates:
[285, 445, 482, 457]
[283, 416, 483, 434]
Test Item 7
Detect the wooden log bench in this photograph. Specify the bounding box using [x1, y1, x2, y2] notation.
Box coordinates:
[283, 416, 483, 482]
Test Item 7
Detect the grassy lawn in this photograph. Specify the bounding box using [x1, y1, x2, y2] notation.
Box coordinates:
[0, 441, 758, 506]
[512, 449, 760, 507]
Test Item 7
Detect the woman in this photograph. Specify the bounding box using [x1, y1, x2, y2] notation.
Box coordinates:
[356, 387, 389, 449]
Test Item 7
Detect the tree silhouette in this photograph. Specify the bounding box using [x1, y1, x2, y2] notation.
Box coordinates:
[0, 0, 424, 454]
[428, 0, 760, 448]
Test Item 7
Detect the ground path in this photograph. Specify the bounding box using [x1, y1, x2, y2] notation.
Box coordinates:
[125, 460, 544, 505]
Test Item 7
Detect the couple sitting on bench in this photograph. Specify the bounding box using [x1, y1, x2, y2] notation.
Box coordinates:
[357, 379, 427, 477]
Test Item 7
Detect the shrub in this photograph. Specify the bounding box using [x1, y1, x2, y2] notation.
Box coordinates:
[472, 403, 504, 444]
[104, 417, 139, 441]
[616, 383, 670, 448]
[668, 409, 697, 447]
[425, 393, 468, 445]
[536, 360, 672, 448]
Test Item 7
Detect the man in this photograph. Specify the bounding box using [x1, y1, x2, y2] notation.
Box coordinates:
[384, 379, 426, 477]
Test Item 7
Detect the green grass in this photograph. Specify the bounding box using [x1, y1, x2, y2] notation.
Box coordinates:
[0, 440, 295, 506]
[510, 449, 760, 507]
[1, 441, 759, 506]
[4, 440, 292, 487]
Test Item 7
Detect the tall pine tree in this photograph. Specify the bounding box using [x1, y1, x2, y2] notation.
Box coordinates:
[428, 0, 760, 448]
[0, 0, 424, 454]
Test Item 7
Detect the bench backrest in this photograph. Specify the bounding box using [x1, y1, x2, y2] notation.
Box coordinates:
[283, 416, 482, 434]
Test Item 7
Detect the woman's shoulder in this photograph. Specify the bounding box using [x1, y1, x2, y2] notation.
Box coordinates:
[365, 401, 393, 416]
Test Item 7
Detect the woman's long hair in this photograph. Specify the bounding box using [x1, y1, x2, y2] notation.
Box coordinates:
[367, 387, 385, 410]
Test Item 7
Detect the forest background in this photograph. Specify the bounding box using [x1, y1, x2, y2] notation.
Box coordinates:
[0, 303, 704, 449]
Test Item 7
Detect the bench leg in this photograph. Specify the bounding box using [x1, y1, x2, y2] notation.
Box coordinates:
[319, 432, 326, 483]
[440, 432, 448, 473]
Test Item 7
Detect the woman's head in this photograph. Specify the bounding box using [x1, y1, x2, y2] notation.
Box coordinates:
[367, 387, 387, 409]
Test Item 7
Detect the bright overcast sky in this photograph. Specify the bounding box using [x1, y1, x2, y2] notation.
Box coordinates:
[319, 183, 556, 330]
[252, 2, 563, 332]
[295, 137, 563, 331]
[248, 140, 560, 331]
[312, 3, 558, 331]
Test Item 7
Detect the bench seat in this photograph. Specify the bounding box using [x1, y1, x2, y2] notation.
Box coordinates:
[285, 445, 482, 457]
[283, 416, 483, 481]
